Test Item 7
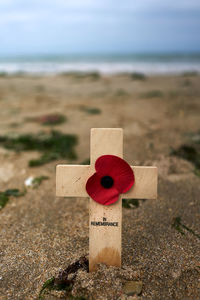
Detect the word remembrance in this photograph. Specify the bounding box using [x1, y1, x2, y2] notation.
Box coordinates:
[56, 128, 157, 272]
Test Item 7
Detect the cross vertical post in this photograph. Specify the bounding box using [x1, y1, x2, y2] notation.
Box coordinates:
[89, 128, 123, 271]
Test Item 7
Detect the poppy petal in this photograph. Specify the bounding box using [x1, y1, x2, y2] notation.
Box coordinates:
[95, 155, 134, 193]
[86, 173, 120, 205]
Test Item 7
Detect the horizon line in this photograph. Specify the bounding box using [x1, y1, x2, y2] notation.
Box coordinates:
[1, 51, 200, 59]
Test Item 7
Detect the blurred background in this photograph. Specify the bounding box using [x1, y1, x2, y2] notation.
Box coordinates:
[0, 1, 200, 299]
[0, 0, 200, 74]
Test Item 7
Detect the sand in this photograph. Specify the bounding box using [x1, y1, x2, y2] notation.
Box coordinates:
[0, 73, 200, 299]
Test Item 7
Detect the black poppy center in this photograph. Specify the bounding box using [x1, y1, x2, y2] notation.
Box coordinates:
[101, 176, 114, 189]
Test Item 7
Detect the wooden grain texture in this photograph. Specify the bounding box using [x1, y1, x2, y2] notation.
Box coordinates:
[89, 128, 123, 271]
[56, 165, 91, 197]
[126, 166, 157, 199]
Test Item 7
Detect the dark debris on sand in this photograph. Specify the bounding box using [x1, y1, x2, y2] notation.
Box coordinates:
[0, 130, 77, 167]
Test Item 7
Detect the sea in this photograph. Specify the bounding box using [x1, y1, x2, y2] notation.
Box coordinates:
[0, 53, 200, 75]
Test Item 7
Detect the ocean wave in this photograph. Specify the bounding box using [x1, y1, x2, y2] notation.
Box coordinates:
[0, 58, 200, 75]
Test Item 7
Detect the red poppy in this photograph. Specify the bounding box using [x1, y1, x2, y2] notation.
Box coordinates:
[86, 155, 134, 205]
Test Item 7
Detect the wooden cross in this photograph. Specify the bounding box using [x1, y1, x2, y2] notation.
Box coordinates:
[56, 128, 157, 272]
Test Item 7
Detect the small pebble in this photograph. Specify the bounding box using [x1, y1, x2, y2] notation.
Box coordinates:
[24, 176, 34, 187]
[123, 281, 143, 296]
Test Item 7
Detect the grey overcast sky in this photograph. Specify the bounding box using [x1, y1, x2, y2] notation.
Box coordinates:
[0, 0, 200, 55]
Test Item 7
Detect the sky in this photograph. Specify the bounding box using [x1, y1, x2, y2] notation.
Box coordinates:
[0, 0, 200, 56]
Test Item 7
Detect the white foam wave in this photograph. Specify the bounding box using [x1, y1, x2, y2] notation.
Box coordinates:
[0, 61, 200, 74]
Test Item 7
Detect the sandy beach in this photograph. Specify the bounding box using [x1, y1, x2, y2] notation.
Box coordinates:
[0, 72, 200, 299]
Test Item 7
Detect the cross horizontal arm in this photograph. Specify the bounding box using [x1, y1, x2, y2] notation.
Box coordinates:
[56, 165, 91, 197]
[56, 164, 157, 199]
[125, 166, 157, 199]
